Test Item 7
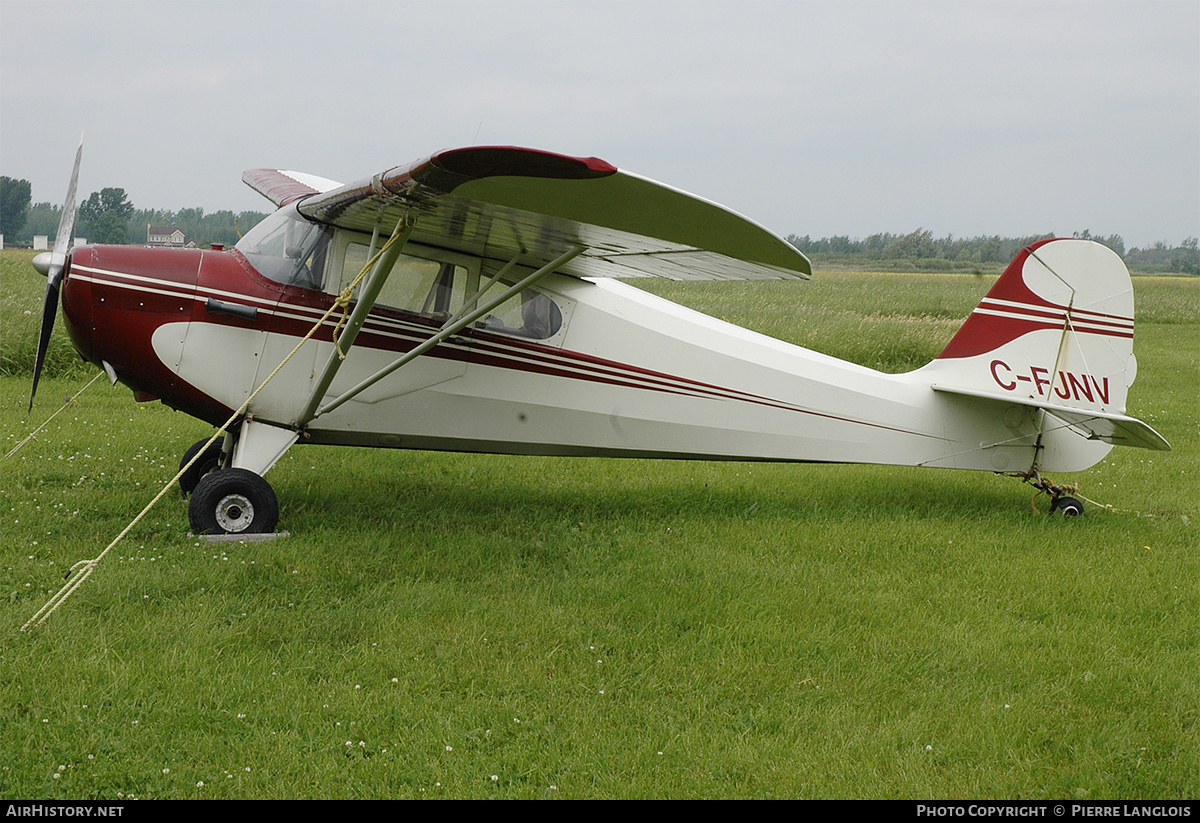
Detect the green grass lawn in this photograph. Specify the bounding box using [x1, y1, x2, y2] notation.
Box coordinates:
[1, 250, 1196, 798]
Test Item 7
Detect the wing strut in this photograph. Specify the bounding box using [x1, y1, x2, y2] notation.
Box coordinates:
[308, 244, 586, 422]
[456, 252, 524, 322]
[296, 215, 418, 424]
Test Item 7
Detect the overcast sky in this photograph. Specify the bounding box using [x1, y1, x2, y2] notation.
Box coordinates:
[2, 0, 1196, 248]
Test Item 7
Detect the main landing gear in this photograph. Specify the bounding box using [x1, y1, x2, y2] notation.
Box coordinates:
[178, 429, 286, 536]
[178, 438, 223, 495]
[189, 468, 279, 535]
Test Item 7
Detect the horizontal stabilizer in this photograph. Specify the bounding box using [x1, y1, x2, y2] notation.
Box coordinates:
[932, 384, 1171, 451]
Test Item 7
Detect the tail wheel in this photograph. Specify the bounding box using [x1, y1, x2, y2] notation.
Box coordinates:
[178, 438, 224, 495]
[1049, 495, 1084, 517]
[189, 468, 279, 535]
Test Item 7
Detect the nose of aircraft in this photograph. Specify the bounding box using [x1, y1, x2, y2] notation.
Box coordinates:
[53, 244, 213, 410]
[32, 251, 54, 276]
[60, 246, 94, 363]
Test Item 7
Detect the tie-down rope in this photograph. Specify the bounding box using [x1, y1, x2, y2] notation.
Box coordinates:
[21, 220, 410, 630]
[4, 372, 105, 461]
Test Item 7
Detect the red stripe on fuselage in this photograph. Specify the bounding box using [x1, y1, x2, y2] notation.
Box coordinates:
[73, 250, 939, 440]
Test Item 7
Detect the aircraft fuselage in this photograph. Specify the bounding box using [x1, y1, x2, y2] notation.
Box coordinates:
[59, 237, 1100, 477]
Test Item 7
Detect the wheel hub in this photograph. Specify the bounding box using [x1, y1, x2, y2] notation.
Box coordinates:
[215, 493, 255, 532]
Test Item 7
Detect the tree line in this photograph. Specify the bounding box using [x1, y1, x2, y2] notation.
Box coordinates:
[787, 228, 1200, 274]
[1, 177, 266, 248]
[2, 176, 1196, 273]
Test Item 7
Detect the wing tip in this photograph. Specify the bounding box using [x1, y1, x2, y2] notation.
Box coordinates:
[432, 146, 618, 181]
[242, 169, 342, 207]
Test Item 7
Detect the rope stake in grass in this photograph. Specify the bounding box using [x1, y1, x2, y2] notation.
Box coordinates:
[21, 425, 226, 630]
[20, 213, 414, 630]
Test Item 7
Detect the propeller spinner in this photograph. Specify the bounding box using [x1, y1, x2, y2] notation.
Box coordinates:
[29, 136, 83, 412]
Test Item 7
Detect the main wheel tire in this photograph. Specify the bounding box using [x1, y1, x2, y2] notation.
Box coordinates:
[189, 468, 279, 535]
[1050, 495, 1084, 516]
[179, 438, 224, 495]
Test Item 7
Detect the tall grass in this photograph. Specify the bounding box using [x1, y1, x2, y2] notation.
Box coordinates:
[1, 251, 1196, 798]
[1, 251, 95, 379]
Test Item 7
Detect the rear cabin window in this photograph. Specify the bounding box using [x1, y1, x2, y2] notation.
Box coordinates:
[478, 289, 563, 339]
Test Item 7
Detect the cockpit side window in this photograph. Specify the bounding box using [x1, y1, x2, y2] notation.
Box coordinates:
[340, 242, 466, 321]
[235, 205, 332, 290]
[333, 235, 566, 341]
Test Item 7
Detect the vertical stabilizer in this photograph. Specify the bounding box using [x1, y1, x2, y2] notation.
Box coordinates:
[920, 239, 1168, 471]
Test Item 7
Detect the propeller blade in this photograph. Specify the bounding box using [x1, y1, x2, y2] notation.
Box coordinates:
[29, 279, 62, 412]
[29, 136, 83, 412]
[47, 136, 84, 287]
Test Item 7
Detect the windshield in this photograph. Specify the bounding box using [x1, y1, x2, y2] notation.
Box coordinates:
[235, 204, 332, 290]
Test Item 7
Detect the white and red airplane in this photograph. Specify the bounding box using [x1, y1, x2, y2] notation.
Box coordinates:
[30, 142, 1170, 535]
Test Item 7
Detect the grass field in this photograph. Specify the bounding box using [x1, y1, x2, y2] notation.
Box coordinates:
[1, 249, 1196, 799]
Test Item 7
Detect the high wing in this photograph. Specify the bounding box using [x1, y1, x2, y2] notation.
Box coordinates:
[261, 146, 811, 281]
[242, 169, 343, 208]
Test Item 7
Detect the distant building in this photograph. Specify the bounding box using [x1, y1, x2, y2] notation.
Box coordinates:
[148, 226, 186, 247]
